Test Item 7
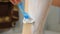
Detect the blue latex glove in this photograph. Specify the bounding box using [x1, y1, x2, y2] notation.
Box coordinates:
[18, 2, 30, 19]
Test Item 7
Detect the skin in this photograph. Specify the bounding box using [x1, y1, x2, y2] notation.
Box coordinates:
[10, 0, 21, 5]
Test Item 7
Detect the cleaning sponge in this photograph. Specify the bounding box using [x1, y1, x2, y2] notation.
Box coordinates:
[18, 2, 30, 19]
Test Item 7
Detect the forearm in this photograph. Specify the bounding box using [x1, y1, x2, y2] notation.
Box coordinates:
[10, 0, 21, 5]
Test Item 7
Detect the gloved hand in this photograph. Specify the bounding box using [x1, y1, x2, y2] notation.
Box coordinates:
[10, 0, 21, 5]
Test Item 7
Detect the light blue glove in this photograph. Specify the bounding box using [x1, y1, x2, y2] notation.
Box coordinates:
[18, 2, 30, 19]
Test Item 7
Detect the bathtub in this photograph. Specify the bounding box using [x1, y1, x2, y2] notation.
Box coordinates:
[45, 30, 60, 34]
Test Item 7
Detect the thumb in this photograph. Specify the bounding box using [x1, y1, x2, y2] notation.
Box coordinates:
[15, 0, 21, 4]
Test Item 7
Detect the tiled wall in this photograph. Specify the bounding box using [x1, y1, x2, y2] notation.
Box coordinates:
[45, 5, 60, 32]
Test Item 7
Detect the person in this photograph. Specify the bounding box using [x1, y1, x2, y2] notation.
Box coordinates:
[10, 0, 23, 33]
[10, 0, 21, 5]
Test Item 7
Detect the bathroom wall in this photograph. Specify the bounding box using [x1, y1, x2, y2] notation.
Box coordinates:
[45, 5, 60, 32]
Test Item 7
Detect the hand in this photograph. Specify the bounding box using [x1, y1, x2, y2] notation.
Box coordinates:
[10, 0, 21, 5]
